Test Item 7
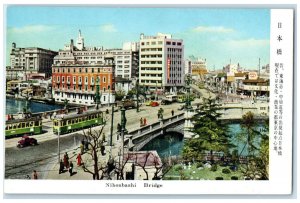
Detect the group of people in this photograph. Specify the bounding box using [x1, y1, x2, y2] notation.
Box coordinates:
[59, 152, 81, 176]
[140, 117, 147, 127]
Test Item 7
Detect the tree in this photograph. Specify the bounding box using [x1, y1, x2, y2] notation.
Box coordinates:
[240, 111, 261, 158]
[82, 127, 107, 180]
[182, 97, 232, 163]
[115, 89, 126, 101]
[238, 111, 269, 179]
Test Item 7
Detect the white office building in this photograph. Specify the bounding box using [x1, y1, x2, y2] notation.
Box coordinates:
[139, 33, 184, 93]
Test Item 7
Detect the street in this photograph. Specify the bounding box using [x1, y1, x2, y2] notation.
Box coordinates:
[5, 133, 83, 179]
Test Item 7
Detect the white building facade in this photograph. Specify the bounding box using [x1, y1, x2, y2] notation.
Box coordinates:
[139, 33, 184, 93]
[9, 43, 57, 78]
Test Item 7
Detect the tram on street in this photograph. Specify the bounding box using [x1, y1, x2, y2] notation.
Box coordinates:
[52, 110, 105, 134]
[5, 117, 43, 138]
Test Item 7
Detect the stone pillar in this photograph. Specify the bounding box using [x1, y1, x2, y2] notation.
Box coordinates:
[183, 109, 196, 139]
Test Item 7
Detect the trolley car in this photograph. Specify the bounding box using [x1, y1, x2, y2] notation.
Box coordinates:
[5, 117, 43, 138]
[52, 110, 104, 134]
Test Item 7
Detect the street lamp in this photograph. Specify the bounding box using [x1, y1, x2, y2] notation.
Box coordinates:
[94, 77, 101, 110]
[185, 74, 192, 110]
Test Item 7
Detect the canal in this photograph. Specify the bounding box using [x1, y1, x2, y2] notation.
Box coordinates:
[6, 98, 64, 115]
[141, 123, 266, 158]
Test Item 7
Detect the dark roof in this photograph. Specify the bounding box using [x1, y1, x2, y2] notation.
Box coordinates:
[234, 72, 246, 77]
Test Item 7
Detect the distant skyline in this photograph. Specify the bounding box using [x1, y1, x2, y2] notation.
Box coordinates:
[6, 6, 270, 70]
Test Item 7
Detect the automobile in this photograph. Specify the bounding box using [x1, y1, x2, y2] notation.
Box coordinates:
[17, 135, 38, 148]
[177, 105, 185, 110]
[145, 100, 153, 106]
[161, 99, 172, 105]
[150, 101, 159, 107]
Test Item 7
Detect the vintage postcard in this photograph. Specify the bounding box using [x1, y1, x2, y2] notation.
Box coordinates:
[2, 3, 295, 196]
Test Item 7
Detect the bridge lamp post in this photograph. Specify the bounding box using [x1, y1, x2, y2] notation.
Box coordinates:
[185, 74, 192, 110]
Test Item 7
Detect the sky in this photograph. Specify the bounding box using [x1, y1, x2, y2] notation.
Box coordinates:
[5, 6, 270, 70]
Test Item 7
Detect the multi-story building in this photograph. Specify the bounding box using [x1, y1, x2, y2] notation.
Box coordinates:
[191, 58, 208, 81]
[9, 42, 57, 78]
[52, 31, 116, 105]
[54, 31, 137, 80]
[52, 55, 115, 105]
[139, 33, 184, 93]
[223, 63, 241, 74]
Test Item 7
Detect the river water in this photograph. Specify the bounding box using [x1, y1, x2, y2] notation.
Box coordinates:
[6, 98, 63, 114]
[141, 123, 265, 158]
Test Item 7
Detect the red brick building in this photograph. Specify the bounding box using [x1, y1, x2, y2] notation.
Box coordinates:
[52, 56, 115, 105]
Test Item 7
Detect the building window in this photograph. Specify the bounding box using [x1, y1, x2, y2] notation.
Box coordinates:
[86, 68, 88, 73]
[57, 76, 60, 82]
[73, 76, 76, 83]
[103, 76, 106, 83]
[62, 77, 65, 82]
[85, 76, 88, 83]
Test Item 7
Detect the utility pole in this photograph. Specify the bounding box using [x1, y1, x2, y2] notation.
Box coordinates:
[120, 98, 127, 165]
[57, 128, 60, 163]
[110, 104, 114, 147]
[258, 58, 261, 78]
[94, 77, 101, 110]
[136, 80, 139, 112]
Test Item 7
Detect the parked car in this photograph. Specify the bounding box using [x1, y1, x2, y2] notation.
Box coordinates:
[161, 99, 172, 105]
[178, 105, 185, 110]
[150, 101, 160, 107]
[17, 135, 38, 148]
[145, 100, 153, 106]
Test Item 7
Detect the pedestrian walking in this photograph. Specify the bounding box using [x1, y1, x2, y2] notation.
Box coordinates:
[140, 117, 143, 127]
[76, 153, 82, 166]
[143, 117, 147, 126]
[59, 159, 64, 174]
[80, 142, 84, 155]
[171, 109, 174, 116]
[63, 152, 69, 169]
[117, 123, 121, 132]
[32, 170, 38, 179]
[69, 161, 73, 176]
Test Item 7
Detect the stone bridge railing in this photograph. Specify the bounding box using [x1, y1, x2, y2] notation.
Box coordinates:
[124, 113, 185, 151]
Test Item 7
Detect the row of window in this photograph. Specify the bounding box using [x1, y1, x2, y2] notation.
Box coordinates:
[54, 84, 111, 91]
[141, 61, 163, 65]
[53, 67, 111, 73]
[54, 76, 108, 83]
[54, 113, 102, 127]
[141, 41, 163, 46]
[141, 73, 163, 77]
[166, 41, 182, 46]
[6, 121, 41, 130]
[141, 48, 163, 52]
[140, 80, 163, 84]
[140, 67, 162, 71]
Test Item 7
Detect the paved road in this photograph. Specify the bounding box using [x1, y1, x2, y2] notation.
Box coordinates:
[5, 133, 83, 179]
